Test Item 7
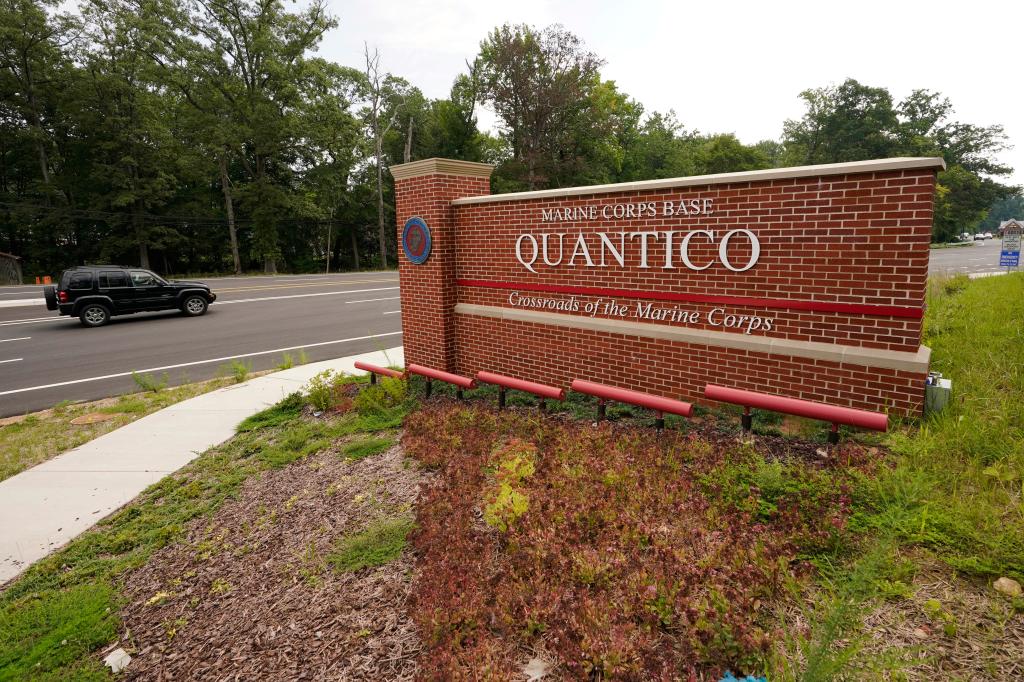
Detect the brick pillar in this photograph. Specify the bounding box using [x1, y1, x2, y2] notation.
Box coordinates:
[390, 158, 494, 371]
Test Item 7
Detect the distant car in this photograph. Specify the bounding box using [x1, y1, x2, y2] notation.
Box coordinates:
[974, 233, 986, 241]
[43, 265, 217, 327]
[984, 232, 994, 239]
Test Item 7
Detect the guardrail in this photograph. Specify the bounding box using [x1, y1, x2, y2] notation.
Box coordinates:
[475, 370, 565, 411]
[407, 363, 476, 399]
[703, 383, 888, 443]
[571, 379, 692, 429]
[353, 361, 405, 385]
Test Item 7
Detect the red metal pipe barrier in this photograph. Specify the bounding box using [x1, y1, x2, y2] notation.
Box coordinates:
[571, 379, 693, 427]
[476, 371, 565, 400]
[703, 383, 888, 443]
[407, 363, 476, 399]
[353, 361, 405, 385]
[475, 370, 565, 410]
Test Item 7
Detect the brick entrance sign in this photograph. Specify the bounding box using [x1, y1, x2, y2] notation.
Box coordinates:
[391, 157, 944, 416]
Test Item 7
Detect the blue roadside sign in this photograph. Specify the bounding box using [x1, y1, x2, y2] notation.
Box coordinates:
[1000, 223, 1021, 268]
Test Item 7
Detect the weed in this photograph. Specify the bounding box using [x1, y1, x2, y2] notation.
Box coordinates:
[277, 353, 295, 370]
[237, 392, 304, 432]
[329, 517, 414, 573]
[305, 369, 346, 412]
[132, 371, 168, 393]
[227, 359, 252, 383]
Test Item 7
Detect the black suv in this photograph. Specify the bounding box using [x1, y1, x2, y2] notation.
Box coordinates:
[43, 265, 217, 327]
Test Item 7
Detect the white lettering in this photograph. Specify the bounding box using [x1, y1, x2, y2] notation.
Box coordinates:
[568, 233, 595, 267]
[628, 231, 660, 268]
[680, 230, 714, 271]
[515, 234, 539, 273]
[719, 229, 761, 272]
[598, 232, 626, 267]
[542, 233, 565, 266]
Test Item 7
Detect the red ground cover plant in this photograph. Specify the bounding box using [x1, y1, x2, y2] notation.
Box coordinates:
[404, 404, 875, 680]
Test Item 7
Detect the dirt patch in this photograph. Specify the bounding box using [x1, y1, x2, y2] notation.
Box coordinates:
[860, 558, 1024, 680]
[118, 438, 428, 680]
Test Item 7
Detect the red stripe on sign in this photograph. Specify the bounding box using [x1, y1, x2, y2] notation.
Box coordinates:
[456, 279, 924, 319]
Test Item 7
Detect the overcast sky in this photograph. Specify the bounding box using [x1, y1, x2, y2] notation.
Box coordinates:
[316, 0, 1022, 187]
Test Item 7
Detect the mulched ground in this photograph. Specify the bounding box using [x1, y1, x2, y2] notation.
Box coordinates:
[117, 437, 428, 680]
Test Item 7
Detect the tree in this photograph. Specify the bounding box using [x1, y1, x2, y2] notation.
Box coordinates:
[476, 24, 603, 190]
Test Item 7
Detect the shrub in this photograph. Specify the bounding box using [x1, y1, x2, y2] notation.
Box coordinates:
[304, 370, 346, 412]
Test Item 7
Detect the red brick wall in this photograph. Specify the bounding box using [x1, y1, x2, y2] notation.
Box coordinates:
[394, 173, 491, 371]
[394, 164, 936, 416]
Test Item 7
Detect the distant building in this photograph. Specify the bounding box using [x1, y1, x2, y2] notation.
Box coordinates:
[998, 219, 1023, 236]
[0, 252, 22, 285]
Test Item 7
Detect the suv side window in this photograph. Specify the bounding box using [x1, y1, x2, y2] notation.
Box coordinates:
[100, 271, 130, 288]
[130, 270, 158, 287]
[68, 272, 94, 290]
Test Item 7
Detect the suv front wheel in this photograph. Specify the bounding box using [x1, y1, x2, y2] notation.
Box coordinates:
[79, 303, 110, 327]
[181, 295, 208, 317]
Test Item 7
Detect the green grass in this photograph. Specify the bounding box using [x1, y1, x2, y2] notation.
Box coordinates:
[0, 374, 417, 681]
[852, 272, 1024, 580]
[341, 436, 395, 461]
[328, 517, 415, 573]
[0, 377, 234, 483]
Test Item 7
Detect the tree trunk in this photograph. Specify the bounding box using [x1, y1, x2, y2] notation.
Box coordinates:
[404, 116, 414, 163]
[219, 154, 241, 275]
[350, 227, 360, 271]
[375, 138, 388, 268]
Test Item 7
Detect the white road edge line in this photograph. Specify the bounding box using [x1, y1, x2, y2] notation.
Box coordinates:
[382, 311, 401, 315]
[345, 296, 400, 304]
[213, 286, 398, 305]
[0, 358, 23, 364]
[0, 331, 403, 396]
[0, 337, 30, 343]
[0, 316, 60, 327]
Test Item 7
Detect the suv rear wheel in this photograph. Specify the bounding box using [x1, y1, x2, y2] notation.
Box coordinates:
[79, 303, 110, 327]
[181, 295, 208, 317]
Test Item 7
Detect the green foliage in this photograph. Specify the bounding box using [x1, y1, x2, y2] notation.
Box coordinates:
[303, 369, 347, 412]
[340, 436, 394, 461]
[328, 517, 414, 573]
[132, 371, 168, 393]
[227, 359, 251, 383]
[277, 353, 295, 370]
[0, 582, 116, 679]
[482, 439, 537, 531]
[237, 392, 304, 432]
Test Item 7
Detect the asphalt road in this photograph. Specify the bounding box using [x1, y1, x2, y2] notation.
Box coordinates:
[928, 238, 1011, 275]
[0, 272, 402, 417]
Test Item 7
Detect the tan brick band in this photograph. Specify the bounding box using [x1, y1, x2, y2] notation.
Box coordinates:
[450, 157, 945, 206]
[454, 303, 931, 373]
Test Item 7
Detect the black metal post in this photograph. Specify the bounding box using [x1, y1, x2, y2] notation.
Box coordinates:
[369, 372, 377, 385]
[741, 406, 752, 432]
[498, 387, 506, 410]
[425, 378, 432, 399]
[597, 400, 606, 421]
[655, 410, 665, 430]
[538, 398, 546, 412]
[827, 423, 839, 444]
[456, 387, 464, 401]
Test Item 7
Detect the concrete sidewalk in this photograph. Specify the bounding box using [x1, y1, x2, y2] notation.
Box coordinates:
[0, 346, 404, 584]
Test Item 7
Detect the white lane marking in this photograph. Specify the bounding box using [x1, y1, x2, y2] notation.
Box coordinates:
[0, 291, 43, 297]
[382, 311, 401, 315]
[0, 299, 43, 309]
[0, 358, 22, 364]
[0, 316, 58, 327]
[0, 331, 403, 396]
[0, 337, 30, 344]
[346, 296, 400, 304]
[214, 286, 398, 305]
